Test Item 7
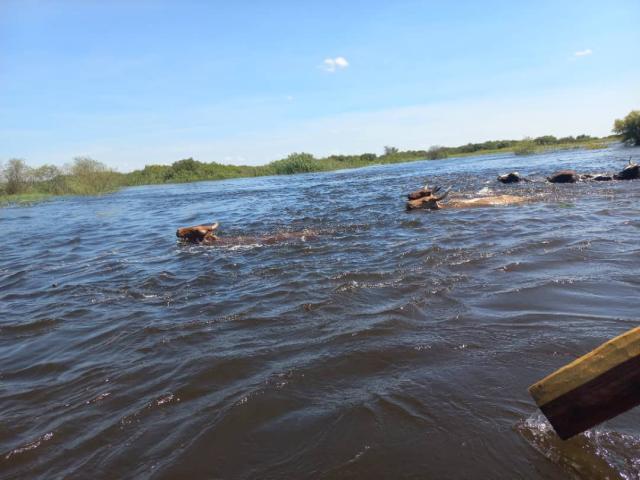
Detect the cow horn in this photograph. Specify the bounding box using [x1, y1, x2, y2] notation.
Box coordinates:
[434, 187, 450, 201]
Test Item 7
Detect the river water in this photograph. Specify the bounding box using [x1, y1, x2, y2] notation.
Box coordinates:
[1, 146, 639, 479]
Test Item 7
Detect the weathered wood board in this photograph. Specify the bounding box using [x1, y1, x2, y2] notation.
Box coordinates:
[529, 326, 640, 440]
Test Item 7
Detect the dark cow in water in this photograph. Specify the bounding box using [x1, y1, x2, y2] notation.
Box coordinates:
[547, 160, 638, 183]
[614, 159, 640, 180]
[547, 170, 579, 183]
[497, 172, 527, 183]
[498, 159, 638, 185]
[500, 170, 607, 183]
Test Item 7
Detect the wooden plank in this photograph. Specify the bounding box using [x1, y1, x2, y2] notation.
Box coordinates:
[529, 326, 640, 440]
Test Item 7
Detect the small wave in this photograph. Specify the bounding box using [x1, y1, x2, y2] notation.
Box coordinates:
[3, 432, 54, 461]
[227, 243, 264, 251]
[120, 392, 180, 425]
[85, 392, 111, 404]
[0, 317, 61, 336]
[516, 413, 640, 479]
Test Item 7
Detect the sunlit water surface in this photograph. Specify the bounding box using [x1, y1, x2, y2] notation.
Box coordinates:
[1, 147, 640, 479]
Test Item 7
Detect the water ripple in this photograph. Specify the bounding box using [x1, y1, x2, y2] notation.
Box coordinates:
[1, 146, 639, 479]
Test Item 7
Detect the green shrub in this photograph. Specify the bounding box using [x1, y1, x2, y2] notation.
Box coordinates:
[613, 110, 640, 146]
[268, 153, 322, 175]
[427, 146, 448, 160]
[514, 139, 537, 156]
[3, 158, 30, 195]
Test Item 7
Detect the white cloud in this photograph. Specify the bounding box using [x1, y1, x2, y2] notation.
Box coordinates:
[334, 57, 348, 68]
[574, 49, 593, 57]
[321, 56, 349, 73]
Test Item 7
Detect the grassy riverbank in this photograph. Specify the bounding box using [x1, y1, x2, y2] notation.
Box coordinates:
[0, 134, 619, 206]
[0, 193, 54, 206]
[0, 157, 123, 207]
[124, 135, 616, 186]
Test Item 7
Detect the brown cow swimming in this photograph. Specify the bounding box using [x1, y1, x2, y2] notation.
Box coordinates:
[176, 222, 318, 245]
[176, 222, 221, 242]
[406, 186, 528, 211]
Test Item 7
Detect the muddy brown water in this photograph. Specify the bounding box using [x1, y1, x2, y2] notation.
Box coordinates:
[1, 147, 639, 479]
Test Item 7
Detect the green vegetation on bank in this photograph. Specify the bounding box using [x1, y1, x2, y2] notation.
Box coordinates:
[125, 135, 615, 186]
[614, 110, 640, 146]
[124, 149, 421, 186]
[0, 157, 123, 205]
[0, 192, 54, 206]
[512, 136, 609, 156]
[1, 113, 635, 206]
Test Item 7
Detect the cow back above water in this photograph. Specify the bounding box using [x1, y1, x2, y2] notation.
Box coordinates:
[497, 172, 524, 183]
[614, 161, 640, 180]
[548, 170, 579, 183]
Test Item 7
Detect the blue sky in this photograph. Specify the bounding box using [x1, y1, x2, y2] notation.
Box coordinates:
[1, 0, 639, 171]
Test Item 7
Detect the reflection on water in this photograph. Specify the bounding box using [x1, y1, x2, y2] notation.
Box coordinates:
[1, 146, 639, 479]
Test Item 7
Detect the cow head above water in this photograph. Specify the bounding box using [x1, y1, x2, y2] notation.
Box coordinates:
[406, 186, 450, 210]
[614, 158, 640, 180]
[176, 222, 219, 242]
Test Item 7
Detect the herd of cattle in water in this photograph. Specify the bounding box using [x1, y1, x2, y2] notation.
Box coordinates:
[405, 158, 639, 211]
[177, 159, 639, 243]
[496, 158, 640, 184]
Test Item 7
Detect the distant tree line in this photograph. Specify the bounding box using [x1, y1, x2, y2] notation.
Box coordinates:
[429, 134, 600, 157]
[2, 114, 633, 202]
[0, 157, 123, 196]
